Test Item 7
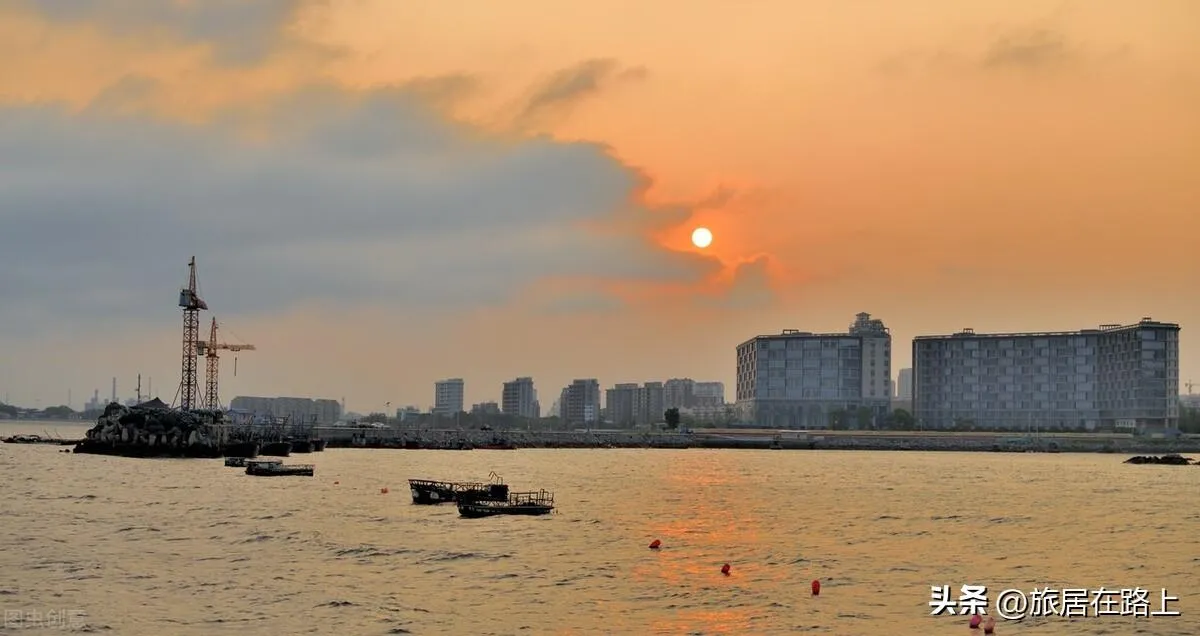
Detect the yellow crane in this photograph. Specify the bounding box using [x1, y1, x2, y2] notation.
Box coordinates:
[196, 317, 256, 411]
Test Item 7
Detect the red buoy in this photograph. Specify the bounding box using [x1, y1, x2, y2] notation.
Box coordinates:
[648, 539, 661, 550]
[380, 487, 389, 494]
[983, 616, 995, 634]
[811, 579, 820, 596]
[720, 563, 731, 576]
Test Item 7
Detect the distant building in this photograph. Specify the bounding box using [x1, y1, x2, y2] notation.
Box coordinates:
[561, 379, 601, 426]
[896, 368, 913, 400]
[230, 396, 342, 425]
[605, 382, 665, 427]
[501, 377, 540, 419]
[693, 382, 725, 406]
[433, 378, 465, 415]
[663, 379, 694, 410]
[395, 406, 421, 421]
[735, 312, 892, 428]
[912, 318, 1180, 431]
[471, 401, 501, 415]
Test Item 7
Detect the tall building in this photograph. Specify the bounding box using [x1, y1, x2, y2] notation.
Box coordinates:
[735, 312, 892, 428]
[912, 318, 1180, 431]
[605, 382, 666, 427]
[433, 378, 465, 415]
[229, 396, 343, 425]
[693, 382, 725, 406]
[896, 368, 913, 400]
[664, 379, 695, 410]
[561, 379, 601, 426]
[501, 377, 540, 419]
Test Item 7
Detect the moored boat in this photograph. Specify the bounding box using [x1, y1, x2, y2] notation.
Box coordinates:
[457, 490, 555, 518]
[408, 476, 508, 505]
[312, 438, 327, 452]
[225, 456, 250, 467]
[222, 441, 260, 458]
[246, 461, 313, 476]
[259, 441, 291, 457]
[290, 439, 314, 453]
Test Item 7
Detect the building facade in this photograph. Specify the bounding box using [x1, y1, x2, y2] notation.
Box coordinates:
[561, 379, 601, 426]
[605, 381, 666, 427]
[433, 378, 465, 415]
[734, 312, 892, 428]
[912, 318, 1180, 431]
[693, 382, 725, 407]
[896, 368, 913, 400]
[501, 377, 540, 419]
[229, 396, 342, 425]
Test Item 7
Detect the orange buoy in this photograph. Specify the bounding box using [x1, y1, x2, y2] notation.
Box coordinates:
[649, 540, 661, 550]
[334, 481, 339, 485]
[720, 563, 731, 576]
[811, 579, 820, 596]
[380, 487, 389, 494]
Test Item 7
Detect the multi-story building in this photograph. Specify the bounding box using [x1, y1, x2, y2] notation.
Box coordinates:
[693, 382, 725, 407]
[561, 379, 601, 426]
[912, 318, 1180, 431]
[501, 377, 540, 419]
[663, 379, 694, 410]
[229, 395, 343, 425]
[735, 312, 892, 428]
[471, 401, 500, 415]
[433, 378, 465, 415]
[896, 368, 913, 400]
[605, 382, 666, 427]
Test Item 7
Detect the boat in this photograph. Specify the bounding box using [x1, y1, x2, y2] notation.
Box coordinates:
[222, 441, 259, 458]
[3, 434, 78, 446]
[457, 490, 555, 518]
[224, 456, 251, 467]
[290, 439, 314, 453]
[312, 439, 327, 452]
[246, 461, 313, 477]
[409, 473, 508, 505]
[259, 441, 291, 457]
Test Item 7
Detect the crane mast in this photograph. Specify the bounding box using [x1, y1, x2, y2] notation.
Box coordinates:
[178, 257, 208, 410]
[197, 316, 256, 410]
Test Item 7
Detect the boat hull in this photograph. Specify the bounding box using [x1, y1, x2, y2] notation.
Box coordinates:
[246, 463, 313, 477]
[408, 479, 509, 505]
[259, 441, 291, 457]
[222, 441, 260, 458]
[457, 502, 553, 518]
[290, 440, 314, 453]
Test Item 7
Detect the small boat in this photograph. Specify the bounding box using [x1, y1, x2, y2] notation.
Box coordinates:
[246, 461, 313, 477]
[457, 490, 555, 518]
[259, 441, 291, 457]
[312, 439, 327, 452]
[409, 473, 508, 505]
[222, 441, 260, 458]
[225, 456, 250, 467]
[290, 439, 314, 453]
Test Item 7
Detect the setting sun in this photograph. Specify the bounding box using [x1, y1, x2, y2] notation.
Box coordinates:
[691, 227, 713, 248]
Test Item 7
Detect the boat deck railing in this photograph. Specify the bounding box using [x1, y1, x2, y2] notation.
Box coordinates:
[508, 490, 554, 506]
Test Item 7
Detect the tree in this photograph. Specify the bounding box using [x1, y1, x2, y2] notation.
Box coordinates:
[663, 407, 681, 430]
[855, 406, 873, 430]
[891, 408, 916, 430]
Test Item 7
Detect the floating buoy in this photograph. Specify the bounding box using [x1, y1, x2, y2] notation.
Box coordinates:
[969, 614, 981, 629]
[648, 540, 661, 550]
[333, 481, 339, 485]
[380, 487, 389, 494]
[720, 563, 731, 576]
[983, 616, 995, 634]
[811, 579, 820, 596]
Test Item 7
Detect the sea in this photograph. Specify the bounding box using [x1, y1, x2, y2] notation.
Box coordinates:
[1, 420, 1197, 635]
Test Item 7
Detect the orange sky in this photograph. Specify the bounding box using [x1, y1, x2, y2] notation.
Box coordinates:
[0, 1, 1197, 411]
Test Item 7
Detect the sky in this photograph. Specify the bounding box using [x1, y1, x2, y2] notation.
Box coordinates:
[1, 0, 1197, 413]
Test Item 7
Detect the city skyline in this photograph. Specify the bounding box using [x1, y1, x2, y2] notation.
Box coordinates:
[1, 2, 1197, 411]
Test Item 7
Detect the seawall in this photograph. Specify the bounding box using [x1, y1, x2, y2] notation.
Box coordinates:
[312, 427, 1200, 454]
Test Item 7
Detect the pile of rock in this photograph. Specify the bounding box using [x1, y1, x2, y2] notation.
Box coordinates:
[75, 401, 224, 458]
[1124, 454, 1193, 465]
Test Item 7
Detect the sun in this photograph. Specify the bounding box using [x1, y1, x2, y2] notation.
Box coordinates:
[691, 227, 713, 248]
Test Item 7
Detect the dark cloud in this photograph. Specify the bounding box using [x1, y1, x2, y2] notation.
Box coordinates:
[19, 0, 314, 65]
[698, 256, 776, 310]
[0, 81, 716, 338]
[982, 29, 1071, 70]
[514, 58, 648, 128]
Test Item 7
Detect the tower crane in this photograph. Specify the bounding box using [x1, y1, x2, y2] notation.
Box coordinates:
[1187, 380, 1194, 396]
[196, 317, 256, 411]
[178, 257, 208, 410]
